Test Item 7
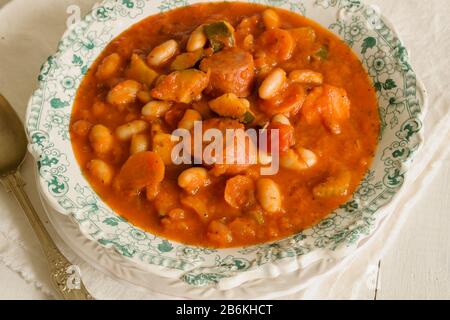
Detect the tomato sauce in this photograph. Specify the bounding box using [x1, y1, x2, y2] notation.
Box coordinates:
[70, 2, 380, 248]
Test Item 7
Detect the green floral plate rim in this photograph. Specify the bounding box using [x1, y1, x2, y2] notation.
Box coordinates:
[25, 0, 426, 289]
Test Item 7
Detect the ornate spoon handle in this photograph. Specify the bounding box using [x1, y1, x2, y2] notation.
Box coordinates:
[1, 172, 94, 300]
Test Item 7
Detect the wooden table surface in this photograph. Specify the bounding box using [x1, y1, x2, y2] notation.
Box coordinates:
[0, 0, 449, 300]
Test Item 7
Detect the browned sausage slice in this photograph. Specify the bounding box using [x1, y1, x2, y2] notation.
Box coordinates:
[200, 48, 255, 98]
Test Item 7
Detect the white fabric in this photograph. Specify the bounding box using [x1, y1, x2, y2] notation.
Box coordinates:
[0, 0, 449, 300]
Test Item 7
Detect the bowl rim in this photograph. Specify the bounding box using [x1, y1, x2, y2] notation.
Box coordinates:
[25, 0, 427, 290]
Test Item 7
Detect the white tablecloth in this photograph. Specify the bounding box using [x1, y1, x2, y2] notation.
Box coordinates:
[0, 0, 449, 299]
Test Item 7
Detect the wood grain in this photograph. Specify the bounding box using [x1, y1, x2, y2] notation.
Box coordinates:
[377, 160, 450, 299]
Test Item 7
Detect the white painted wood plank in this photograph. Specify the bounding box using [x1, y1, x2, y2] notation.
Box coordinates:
[0, 0, 448, 300]
[378, 159, 450, 300]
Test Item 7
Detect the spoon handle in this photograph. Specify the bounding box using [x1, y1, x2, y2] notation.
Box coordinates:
[1, 172, 94, 300]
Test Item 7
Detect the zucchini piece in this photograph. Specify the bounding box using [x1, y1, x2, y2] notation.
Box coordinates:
[209, 93, 248, 119]
[204, 21, 236, 52]
[290, 27, 317, 47]
[125, 54, 159, 87]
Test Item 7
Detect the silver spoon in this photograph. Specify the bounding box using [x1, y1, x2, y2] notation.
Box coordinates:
[0, 94, 93, 300]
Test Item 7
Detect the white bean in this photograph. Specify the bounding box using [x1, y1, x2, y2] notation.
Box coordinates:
[259, 68, 287, 100]
[147, 40, 179, 67]
[87, 159, 114, 185]
[298, 147, 318, 168]
[256, 178, 282, 213]
[289, 69, 324, 85]
[96, 53, 121, 80]
[187, 26, 207, 52]
[280, 147, 317, 171]
[107, 80, 142, 106]
[89, 124, 113, 155]
[262, 9, 280, 30]
[258, 150, 273, 166]
[116, 120, 149, 141]
[178, 167, 210, 195]
[130, 133, 150, 155]
[178, 109, 202, 130]
[272, 114, 291, 126]
[142, 101, 172, 118]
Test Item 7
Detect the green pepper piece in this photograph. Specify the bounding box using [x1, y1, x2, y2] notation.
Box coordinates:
[315, 45, 329, 60]
[241, 111, 256, 125]
[204, 21, 235, 52]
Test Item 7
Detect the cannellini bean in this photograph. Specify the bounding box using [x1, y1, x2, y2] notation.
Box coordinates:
[272, 114, 291, 126]
[130, 133, 150, 155]
[259, 68, 287, 100]
[187, 26, 207, 52]
[178, 109, 202, 130]
[96, 53, 121, 80]
[258, 151, 273, 166]
[280, 147, 318, 171]
[89, 124, 113, 155]
[298, 147, 318, 168]
[289, 69, 324, 85]
[72, 120, 92, 137]
[147, 40, 179, 67]
[256, 178, 282, 213]
[142, 101, 173, 118]
[262, 9, 280, 30]
[87, 159, 114, 185]
[178, 167, 210, 195]
[107, 80, 142, 106]
[116, 120, 149, 141]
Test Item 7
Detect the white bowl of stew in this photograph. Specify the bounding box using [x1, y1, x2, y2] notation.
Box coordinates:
[26, 0, 425, 289]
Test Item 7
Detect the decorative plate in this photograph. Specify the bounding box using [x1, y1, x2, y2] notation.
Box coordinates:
[26, 0, 426, 290]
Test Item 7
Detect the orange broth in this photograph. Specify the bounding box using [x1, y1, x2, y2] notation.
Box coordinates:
[70, 2, 380, 248]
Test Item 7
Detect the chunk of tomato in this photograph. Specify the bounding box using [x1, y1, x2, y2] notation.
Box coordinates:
[264, 123, 295, 155]
[115, 151, 165, 195]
